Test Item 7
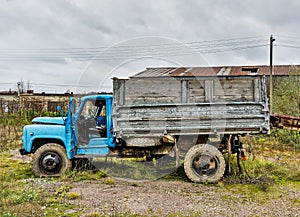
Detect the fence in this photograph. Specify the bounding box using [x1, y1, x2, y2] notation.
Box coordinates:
[0, 94, 71, 151]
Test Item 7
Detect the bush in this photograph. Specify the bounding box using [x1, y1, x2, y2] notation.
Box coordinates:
[271, 128, 300, 146]
[273, 69, 300, 117]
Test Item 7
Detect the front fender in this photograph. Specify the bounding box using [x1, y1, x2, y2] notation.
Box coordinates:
[22, 124, 67, 154]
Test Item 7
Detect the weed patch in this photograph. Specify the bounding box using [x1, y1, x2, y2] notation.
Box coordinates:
[0, 152, 82, 217]
[63, 169, 107, 182]
[102, 177, 115, 185]
[65, 192, 81, 200]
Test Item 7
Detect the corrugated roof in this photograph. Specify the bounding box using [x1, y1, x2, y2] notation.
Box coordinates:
[132, 65, 300, 78]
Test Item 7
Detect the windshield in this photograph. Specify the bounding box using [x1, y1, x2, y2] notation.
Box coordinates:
[77, 98, 105, 119]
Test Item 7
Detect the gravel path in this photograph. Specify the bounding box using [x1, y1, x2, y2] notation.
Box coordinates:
[68, 179, 300, 216]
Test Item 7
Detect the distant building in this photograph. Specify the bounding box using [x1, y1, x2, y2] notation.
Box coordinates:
[133, 65, 300, 97]
[0, 90, 72, 116]
[133, 65, 298, 78]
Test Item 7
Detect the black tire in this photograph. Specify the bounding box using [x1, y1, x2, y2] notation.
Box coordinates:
[184, 144, 225, 183]
[32, 143, 72, 177]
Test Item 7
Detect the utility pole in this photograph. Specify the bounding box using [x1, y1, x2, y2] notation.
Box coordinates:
[17, 82, 22, 113]
[270, 35, 275, 115]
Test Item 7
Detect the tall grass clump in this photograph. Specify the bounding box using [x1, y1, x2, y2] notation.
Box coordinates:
[0, 110, 60, 152]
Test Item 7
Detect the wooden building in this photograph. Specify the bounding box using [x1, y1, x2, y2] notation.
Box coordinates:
[0, 91, 72, 116]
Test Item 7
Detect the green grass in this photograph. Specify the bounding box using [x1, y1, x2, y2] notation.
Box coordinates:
[92, 156, 179, 181]
[0, 152, 82, 217]
[1, 144, 300, 217]
[1, 110, 300, 216]
[63, 169, 107, 182]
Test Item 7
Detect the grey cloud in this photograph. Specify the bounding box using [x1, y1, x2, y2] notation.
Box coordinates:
[1, 0, 300, 92]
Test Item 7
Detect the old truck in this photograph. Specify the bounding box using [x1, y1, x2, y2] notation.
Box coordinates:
[20, 67, 270, 182]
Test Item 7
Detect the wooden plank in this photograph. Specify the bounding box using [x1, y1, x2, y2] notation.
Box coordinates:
[214, 78, 254, 102]
[114, 102, 269, 137]
[124, 78, 181, 105]
[271, 114, 300, 131]
[181, 80, 188, 103]
[205, 80, 213, 102]
[113, 76, 269, 138]
[189, 80, 205, 103]
[253, 78, 261, 102]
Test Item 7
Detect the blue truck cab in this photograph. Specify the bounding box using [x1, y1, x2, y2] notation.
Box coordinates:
[20, 94, 115, 177]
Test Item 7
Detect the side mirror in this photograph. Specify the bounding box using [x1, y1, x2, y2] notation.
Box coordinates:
[57, 105, 62, 112]
[57, 105, 65, 117]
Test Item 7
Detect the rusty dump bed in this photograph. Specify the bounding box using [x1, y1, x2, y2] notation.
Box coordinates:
[271, 114, 300, 131]
[112, 75, 270, 138]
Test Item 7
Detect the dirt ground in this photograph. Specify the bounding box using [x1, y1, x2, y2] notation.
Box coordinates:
[69, 179, 300, 217]
[11, 150, 300, 217]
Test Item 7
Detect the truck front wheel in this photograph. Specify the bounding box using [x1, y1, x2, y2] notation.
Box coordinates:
[184, 144, 225, 183]
[32, 143, 72, 177]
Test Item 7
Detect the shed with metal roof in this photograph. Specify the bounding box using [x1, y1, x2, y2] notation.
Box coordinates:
[132, 65, 299, 78]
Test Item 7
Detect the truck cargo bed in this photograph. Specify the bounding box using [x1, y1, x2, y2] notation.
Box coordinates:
[112, 75, 270, 139]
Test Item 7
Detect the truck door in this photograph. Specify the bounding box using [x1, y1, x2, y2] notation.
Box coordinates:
[76, 98, 108, 146]
[65, 97, 77, 158]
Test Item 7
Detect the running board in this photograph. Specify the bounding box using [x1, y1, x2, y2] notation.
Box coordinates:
[76, 145, 109, 156]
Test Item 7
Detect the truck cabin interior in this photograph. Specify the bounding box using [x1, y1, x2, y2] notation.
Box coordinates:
[77, 99, 107, 144]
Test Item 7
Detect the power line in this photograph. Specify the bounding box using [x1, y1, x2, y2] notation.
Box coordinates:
[0, 82, 16, 85]
[0, 35, 267, 52]
[0, 40, 266, 57]
[275, 44, 300, 49]
[0, 43, 267, 57]
[275, 35, 300, 40]
[0, 36, 269, 62]
[30, 82, 93, 88]
[273, 35, 300, 48]
[0, 45, 268, 61]
[0, 39, 266, 54]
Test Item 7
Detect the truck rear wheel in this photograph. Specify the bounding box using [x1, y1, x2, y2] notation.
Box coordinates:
[184, 144, 225, 183]
[32, 143, 71, 177]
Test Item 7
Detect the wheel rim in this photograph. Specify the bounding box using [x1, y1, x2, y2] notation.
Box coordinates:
[39, 151, 62, 174]
[192, 153, 219, 178]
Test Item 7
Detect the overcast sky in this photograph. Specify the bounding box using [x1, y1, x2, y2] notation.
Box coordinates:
[1, 0, 300, 93]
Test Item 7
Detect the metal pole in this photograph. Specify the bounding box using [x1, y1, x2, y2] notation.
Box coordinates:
[270, 35, 275, 115]
[17, 82, 21, 113]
